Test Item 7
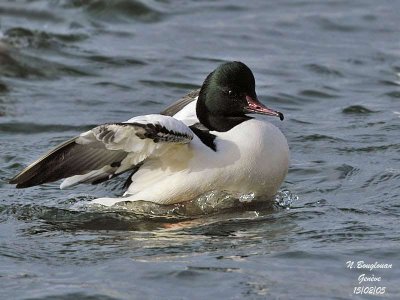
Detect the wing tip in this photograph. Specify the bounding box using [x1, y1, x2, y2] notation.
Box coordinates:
[9, 177, 34, 188]
[8, 137, 80, 189]
[8, 169, 36, 188]
[15, 183, 28, 189]
[10, 181, 31, 189]
[8, 175, 22, 186]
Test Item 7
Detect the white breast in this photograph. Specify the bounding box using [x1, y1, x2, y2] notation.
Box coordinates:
[214, 119, 289, 196]
[122, 119, 289, 205]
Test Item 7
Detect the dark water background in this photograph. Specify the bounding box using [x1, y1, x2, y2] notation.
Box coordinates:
[1, 0, 399, 299]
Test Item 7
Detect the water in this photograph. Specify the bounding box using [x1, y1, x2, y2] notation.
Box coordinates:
[1, 0, 399, 299]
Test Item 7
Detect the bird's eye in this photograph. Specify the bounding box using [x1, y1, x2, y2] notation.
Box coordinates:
[227, 90, 234, 96]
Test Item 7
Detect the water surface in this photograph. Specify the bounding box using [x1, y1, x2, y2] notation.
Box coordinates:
[1, 0, 399, 299]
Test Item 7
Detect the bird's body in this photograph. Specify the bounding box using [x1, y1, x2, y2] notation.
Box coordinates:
[10, 62, 289, 206]
[96, 115, 288, 206]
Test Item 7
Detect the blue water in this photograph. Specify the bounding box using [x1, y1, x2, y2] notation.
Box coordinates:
[1, 1, 399, 299]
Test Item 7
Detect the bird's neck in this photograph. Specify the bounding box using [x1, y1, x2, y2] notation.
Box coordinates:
[196, 96, 250, 132]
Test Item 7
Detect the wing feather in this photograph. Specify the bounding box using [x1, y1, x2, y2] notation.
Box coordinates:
[10, 115, 194, 189]
[160, 89, 199, 116]
[9, 137, 128, 188]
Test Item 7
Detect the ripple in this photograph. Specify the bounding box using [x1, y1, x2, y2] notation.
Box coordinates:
[140, 80, 200, 90]
[0, 122, 92, 134]
[337, 207, 371, 215]
[296, 225, 379, 244]
[1, 27, 92, 78]
[339, 144, 400, 153]
[25, 293, 119, 300]
[1, 203, 168, 231]
[342, 105, 375, 114]
[185, 55, 228, 63]
[187, 266, 239, 273]
[0, 5, 62, 23]
[3, 27, 87, 50]
[299, 89, 338, 99]
[379, 80, 400, 87]
[0, 50, 93, 79]
[71, 0, 164, 23]
[295, 134, 344, 143]
[270, 93, 302, 105]
[305, 63, 343, 77]
[381, 123, 400, 131]
[94, 81, 132, 91]
[335, 164, 359, 180]
[345, 58, 365, 65]
[384, 91, 400, 98]
[362, 170, 400, 189]
[290, 118, 314, 125]
[314, 17, 360, 32]
[0, 50, 45, 78]
[86, 55, 146, 67]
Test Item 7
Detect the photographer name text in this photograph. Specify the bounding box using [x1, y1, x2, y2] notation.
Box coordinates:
[346, 260, 393, 296]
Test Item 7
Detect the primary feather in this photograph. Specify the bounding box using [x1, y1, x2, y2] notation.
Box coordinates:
[10, 115, 194, 189]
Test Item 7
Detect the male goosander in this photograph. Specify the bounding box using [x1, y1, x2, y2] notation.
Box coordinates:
[10, 61, 289, 206]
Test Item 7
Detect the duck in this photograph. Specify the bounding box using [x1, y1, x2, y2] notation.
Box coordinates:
[9, 61, 289, 206]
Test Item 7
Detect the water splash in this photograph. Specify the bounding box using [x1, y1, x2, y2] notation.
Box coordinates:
[274, 189, 299, 209]
[87, 189, 297, 216]
[112, 190, 242, 217]
[238, 192, 256, 203]
[1, 190, 299, 231]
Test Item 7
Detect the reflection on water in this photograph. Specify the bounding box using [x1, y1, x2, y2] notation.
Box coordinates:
[1, 0, 400, 299]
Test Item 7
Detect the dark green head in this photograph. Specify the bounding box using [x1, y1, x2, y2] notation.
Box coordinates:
[197, 61, 283, 132]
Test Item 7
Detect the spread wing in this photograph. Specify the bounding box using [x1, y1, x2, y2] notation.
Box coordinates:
[9, 115, 194, 189]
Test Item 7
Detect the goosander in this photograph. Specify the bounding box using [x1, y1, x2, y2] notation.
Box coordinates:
[10, 61, 289, 206]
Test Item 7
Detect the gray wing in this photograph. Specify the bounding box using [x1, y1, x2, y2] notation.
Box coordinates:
[9, 137, 128, 188]
[10, 115, 194, 189]
[160, 89, 200, 116]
